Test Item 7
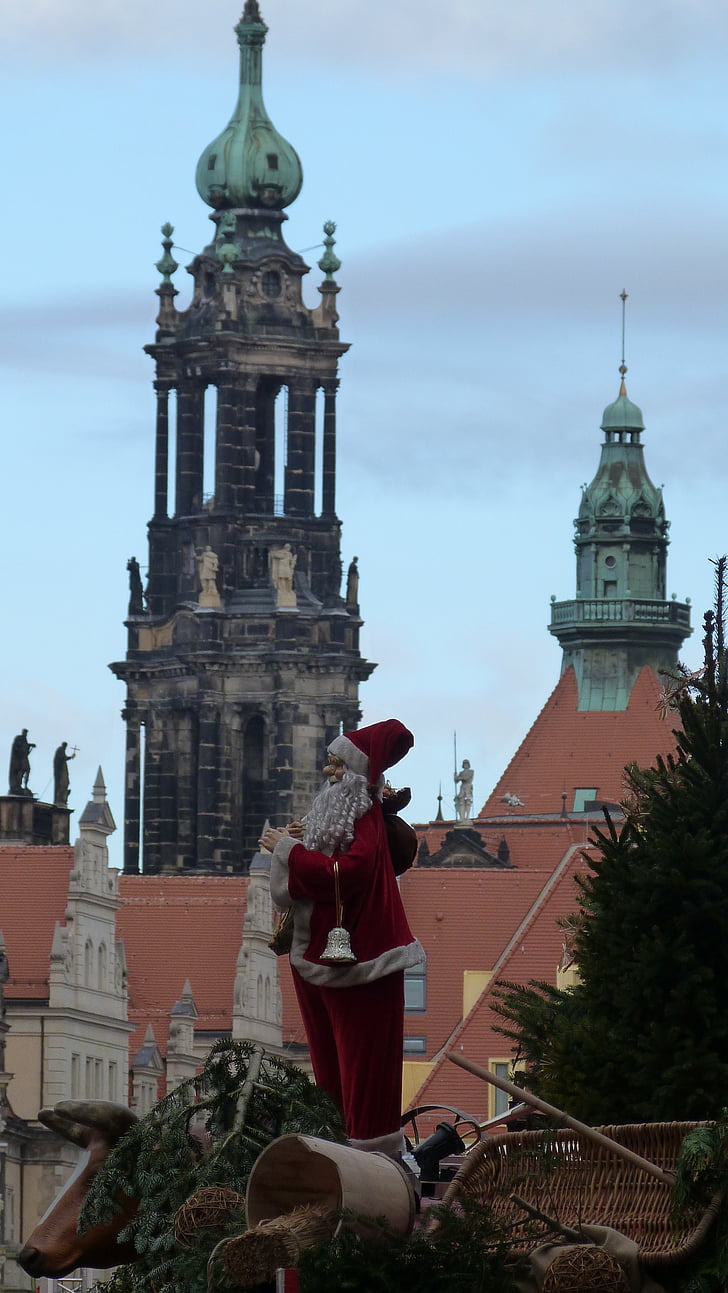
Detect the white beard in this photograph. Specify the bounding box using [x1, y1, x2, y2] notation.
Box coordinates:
[303, 769, 372, 854]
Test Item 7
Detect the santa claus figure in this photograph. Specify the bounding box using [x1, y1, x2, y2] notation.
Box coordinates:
[261, 718, 424, 1158]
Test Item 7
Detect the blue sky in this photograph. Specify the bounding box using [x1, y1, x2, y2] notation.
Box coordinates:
[1, 0, 727, 848]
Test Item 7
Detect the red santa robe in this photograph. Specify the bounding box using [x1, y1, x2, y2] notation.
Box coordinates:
[270, 798, 424, 1145]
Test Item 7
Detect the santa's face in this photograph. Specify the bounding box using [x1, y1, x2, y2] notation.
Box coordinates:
[323, 754, 345, 784]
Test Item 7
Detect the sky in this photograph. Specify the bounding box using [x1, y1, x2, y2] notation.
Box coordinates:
[1, 0, 728, 856]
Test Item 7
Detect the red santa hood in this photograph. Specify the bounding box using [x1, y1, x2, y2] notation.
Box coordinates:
[327, 718, 414, 784]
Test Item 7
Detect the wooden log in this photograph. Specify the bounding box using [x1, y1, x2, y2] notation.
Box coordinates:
[445, 1051, 675, 1185]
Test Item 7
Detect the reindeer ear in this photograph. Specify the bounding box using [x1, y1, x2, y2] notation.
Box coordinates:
[52, 1102, 138, 1143]
[38, 1107, 93, 1148]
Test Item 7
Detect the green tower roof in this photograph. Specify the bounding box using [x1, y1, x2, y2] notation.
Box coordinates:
[195, 1, 303, 212]
[601, 378, 645, 432]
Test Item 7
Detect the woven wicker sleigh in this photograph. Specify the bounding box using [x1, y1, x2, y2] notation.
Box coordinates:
[436, 1121, 721, 1269]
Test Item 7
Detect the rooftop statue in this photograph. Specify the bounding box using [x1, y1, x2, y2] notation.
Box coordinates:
[270, 543, 297, 607]
[9, 729, 35, 797]
[454, 759, 474, 821]
[127, 557, 144, 617]
[53, 741, 76, 807]
[196, 546, 222, 608]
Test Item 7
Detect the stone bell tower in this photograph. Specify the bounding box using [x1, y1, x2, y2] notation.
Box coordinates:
[111, 1, 373, 875]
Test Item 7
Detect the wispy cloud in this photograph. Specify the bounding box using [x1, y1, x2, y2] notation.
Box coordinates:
[7, 0, 728, 74]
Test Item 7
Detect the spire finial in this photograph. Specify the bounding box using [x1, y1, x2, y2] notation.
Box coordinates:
[156, 224, 178, 285]
[619, 289, 628, 395]
[318, 221, 341, 282]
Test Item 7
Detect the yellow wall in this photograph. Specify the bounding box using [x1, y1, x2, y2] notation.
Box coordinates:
[556, 963, 581, 990]
[463, 970, 492, 1017]
[401, 1061, 435, 1110]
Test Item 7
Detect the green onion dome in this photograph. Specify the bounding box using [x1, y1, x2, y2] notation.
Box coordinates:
[195, 2, 303, 212]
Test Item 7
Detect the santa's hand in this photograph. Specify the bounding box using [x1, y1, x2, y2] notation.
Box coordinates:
[259, 827, 287, 852]
[287, 820, 304, 839]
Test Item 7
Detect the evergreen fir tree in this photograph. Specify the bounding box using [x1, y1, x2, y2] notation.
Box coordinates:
[495, 559, 728, 1125]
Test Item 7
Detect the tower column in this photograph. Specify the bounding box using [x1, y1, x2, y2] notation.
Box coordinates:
[215, 379, 239, 511]
[196, 704, 219, 870]
[254, 380, 276, 514]
[175, 709, 198, 868]
[142, 717, 162, 875]
[285, 379, 316, 515]
[153, 382, 171, 519]
[322, 379, 337, 517]
[273, 701, 294, 825]
[123, 713, 141, 874]
[176, 380, 205, 516]
[239, 377, 259, 512]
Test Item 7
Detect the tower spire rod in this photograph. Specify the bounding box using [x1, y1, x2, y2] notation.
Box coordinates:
[619, 289, 628, 392]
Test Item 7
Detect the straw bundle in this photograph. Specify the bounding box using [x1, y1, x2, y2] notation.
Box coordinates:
[221, 1204, 337, 1287]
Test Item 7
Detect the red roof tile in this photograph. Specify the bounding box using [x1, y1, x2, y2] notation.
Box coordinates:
[409, 847, 594, 1122]
[478, 666, 678, 818]
[0, 846, 74, 1000]
[117, 876, 306, 1059]
[118, 876, 249, 1056]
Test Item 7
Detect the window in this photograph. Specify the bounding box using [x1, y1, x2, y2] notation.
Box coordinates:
[403, 1036, 426, 1055]
[109, 1062, 117, 1101]
[490, 1060, 511, 1118]
[404, 960, 426, 1012]
[262, 270, 281, 299]
[573, 788, 598, 812]
[71, 1053, 80, 1099]
[4, 1186, 14, 1243]
[266, 153, 279, 170]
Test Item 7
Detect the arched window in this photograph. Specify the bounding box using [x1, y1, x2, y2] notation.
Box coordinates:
[84, 939, 93, 987]
[98, 942, 107, 989]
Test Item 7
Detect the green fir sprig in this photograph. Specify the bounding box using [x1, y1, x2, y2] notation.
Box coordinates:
[297, 1199, 522, 1293]
[85, 1039, 345, 1293]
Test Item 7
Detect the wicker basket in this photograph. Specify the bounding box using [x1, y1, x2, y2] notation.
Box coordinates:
[435, 1121, 720, 1268]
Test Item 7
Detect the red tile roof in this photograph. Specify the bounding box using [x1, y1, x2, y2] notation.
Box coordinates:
[117, 876, 308, 1059]
[118, 876, 248, 1057]
[408, 846, 594, 1122]
[478, 666, 678, 818]
[0, 846, 75, 1000]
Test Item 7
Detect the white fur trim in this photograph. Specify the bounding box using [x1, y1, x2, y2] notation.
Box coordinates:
[290, 937, 425, 988]
[327, 733, 369, 778]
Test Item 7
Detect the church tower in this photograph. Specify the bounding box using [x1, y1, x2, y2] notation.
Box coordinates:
[549, 364, 691, 709]
[111, 2, 373, 875]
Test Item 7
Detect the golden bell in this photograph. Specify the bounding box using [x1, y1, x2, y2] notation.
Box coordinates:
[321, 925, 357, 964]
